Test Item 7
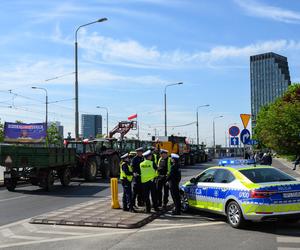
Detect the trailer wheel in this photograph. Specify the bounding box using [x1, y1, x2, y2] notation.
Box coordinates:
[84, 158, 97, 182]
[109, 154, 120, 177]
[40, 170, 54, 191]
[6, 179, 17, 192]
[60, 168, 71, 186]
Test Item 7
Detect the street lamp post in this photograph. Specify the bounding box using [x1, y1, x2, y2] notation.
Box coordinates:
[213, 115, 224, 148]
[96, 106, 109, 136]
[75, 18, 108, 139]
[32, 87, 48, 129]
[164, 82, 183, 136]
[196, 104, 210, 146]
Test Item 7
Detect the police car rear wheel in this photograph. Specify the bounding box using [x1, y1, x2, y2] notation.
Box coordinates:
[180, 193, 189, 212]
[227, 201, 245, 228]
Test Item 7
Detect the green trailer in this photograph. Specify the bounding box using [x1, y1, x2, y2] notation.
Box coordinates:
[0, 145, 76, 191]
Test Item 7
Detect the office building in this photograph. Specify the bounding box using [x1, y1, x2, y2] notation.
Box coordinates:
[81, 114, 102, 139]
[250, 52, 291, 129]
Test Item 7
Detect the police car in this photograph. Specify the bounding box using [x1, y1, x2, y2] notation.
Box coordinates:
[180, 165, 300, 228]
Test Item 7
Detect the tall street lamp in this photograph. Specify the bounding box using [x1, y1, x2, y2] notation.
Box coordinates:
[213, 115, 223, 148]
[164, 82, 183, 136]
[32, 86, 48, 129]
[196, 104, 210, 146]
[96, 106, 109, 136]
[75, 18, 108, 139]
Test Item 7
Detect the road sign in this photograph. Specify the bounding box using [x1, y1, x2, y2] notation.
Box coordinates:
[240, 129, 251, 144]
[248, 139, 258, 145]
[229, 126, 240, 137]
[240, 114, 251, 128]
[230, 137, 239, 146]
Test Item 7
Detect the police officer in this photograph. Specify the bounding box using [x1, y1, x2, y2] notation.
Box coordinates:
[149, 146, 159, 166]
[120, 153, 135, 212]
[131, 147, 144, 207]
[167, 153, 181, 215]
[119, 153, 134, 211]
[140, 150, 158, 213]
[156, 149, 171, 209]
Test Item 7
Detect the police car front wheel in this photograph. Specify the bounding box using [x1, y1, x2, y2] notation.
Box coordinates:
[180, 192, 189, 212]
[226, 201, 245, 228]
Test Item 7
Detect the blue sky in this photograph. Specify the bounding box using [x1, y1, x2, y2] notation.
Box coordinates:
[0, 0, 300, 145]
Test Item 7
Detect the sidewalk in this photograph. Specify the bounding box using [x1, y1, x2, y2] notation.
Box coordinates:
[273, 157, 300, 177]
[30, 196, 172, 229]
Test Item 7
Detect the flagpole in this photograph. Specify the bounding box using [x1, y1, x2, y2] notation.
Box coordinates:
[137, 115, 139, 140]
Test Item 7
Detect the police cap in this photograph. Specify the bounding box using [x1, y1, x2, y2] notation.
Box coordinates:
[171, 153, 179, 159]
[142, 150, 152, 157]
[121, 153, 129, 159]
[160, 149, 168, 154]
[135, 147, 144, 152]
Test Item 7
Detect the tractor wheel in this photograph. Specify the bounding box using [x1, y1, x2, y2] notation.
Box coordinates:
[109, 154, 120, 178]
[84, 158, 98, 182]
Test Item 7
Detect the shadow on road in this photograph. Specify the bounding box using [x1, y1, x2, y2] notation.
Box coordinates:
[10, 183, 108, 198]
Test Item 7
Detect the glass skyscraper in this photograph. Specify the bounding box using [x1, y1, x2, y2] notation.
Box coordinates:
[250, 52, 291, 129]
[81, 114, 102, 139]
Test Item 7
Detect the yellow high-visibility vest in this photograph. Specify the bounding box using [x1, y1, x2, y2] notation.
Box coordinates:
[120, 161, 133, 182]
[157, 157, 172, 175]
[140, 160, 157, 183]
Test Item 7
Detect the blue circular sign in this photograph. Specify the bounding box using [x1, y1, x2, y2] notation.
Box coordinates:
[229, 126, 240, 137]
[240, 129, 251, 144]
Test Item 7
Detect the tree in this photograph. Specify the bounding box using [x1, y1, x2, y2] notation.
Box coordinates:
[254, 84, 300, 155]
[46, 123, 63, 146]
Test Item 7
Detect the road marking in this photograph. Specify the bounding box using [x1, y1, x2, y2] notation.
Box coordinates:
[0, 219, 30, 230]
[0, 221, 224, 249]
[0, 195, 27, 202]
[277, 236, 300, 243]
[278, 248, 300, 250]
[1, 228, 45, 241]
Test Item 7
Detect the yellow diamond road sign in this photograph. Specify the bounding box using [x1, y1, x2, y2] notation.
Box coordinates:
[240, 114, 251, 129]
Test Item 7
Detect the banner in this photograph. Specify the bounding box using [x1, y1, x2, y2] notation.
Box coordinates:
[4, 122, 47, 143]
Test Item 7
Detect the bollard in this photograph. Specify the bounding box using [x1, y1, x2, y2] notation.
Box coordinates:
[110, 178, 120, 209]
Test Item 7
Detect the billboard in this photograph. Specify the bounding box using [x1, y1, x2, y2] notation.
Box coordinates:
[4, 122, 47, 143]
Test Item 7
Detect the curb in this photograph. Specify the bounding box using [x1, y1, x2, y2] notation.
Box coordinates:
[275, 158, 300, 174]
[30, 198, 174, 229]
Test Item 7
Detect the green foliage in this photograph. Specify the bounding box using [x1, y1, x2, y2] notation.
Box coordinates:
[254, 84, 300, 155]
[96, 134, 104, 139]
[46, 123, 62, 146]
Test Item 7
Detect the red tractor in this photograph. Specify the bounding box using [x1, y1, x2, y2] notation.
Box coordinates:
[64, 138, 120, 181]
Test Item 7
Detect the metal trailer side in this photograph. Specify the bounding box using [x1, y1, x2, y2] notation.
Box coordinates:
[0, 145, 76, 191]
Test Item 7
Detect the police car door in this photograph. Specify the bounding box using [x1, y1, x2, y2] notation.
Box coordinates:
[195, 169, 217, 210]
[205, 169, 235, 212]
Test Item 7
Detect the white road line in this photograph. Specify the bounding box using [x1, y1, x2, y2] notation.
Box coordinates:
[36, 230, 89, 236]
[0, 195, 27, 202]
[149, 223, 182, 226]
[278, 248, 300, 250]
[0, 221, 224, 249]
[1, 228, 45, 241]
[0, 219, 30, 230]
[277, 236, 300, 243]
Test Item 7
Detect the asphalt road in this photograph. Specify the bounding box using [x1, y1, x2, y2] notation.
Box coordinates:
[0, 159, 299, 250]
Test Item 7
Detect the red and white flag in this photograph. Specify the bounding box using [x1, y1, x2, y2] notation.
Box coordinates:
[128, 113, 137, 120]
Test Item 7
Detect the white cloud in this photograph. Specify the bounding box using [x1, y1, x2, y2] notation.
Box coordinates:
[235, 0, 300, 23]
[57, 29, 300, 69]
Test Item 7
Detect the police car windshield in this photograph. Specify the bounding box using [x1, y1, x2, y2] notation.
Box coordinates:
[239, 168, 296, 183]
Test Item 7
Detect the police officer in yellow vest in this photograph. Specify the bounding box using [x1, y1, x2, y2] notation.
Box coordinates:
[156, 149, 171, 209]
[120, 153, 135, 212]
[140, 150, 159, 213]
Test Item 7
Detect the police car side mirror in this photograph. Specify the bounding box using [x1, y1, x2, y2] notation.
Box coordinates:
[190, 177, 196, 184]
